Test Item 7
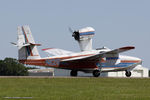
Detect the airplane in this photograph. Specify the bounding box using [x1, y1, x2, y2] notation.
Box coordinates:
[12, 25, 142, 77]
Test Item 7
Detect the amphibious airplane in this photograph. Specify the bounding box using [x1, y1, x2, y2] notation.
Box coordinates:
[12, 25, 142, 77]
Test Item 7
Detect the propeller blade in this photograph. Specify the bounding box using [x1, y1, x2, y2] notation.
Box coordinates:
[68, 27, 74, 33]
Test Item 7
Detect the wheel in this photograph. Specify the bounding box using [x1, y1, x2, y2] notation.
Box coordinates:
[70, 70, 78, 77]
[125, 71, 131, 77]
[93, 70, 100, 77]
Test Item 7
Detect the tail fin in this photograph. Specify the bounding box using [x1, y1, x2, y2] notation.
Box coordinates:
[17, 25, 41, 60]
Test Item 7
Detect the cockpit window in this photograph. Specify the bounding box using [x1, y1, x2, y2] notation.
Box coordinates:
[96, 46, 108, 50]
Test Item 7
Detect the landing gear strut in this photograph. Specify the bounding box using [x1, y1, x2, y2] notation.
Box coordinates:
[93, 70, 100, 77]
[125, 71, 131, 77]
[70, 70, 78, 77]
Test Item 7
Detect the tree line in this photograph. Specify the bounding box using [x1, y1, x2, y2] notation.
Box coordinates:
[0, 58, 28, 76]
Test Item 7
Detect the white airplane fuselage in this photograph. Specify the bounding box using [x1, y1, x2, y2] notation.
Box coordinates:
[20, 48, 141, 73]
[16, 25, 142, 77]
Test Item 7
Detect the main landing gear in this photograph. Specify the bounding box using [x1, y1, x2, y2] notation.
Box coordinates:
[125, 70, 131, 77]
[70, 70, 78, 77]
[93, 70, 100, 77]
[70, 70, 101, 77]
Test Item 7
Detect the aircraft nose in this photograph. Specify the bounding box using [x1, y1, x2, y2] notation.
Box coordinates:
[133, 57, 142, 64]
[138, 58, 142, 64]
[124, 56, 142, 64]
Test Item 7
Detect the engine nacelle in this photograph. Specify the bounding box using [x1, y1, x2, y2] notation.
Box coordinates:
[72, 27, 95, 51]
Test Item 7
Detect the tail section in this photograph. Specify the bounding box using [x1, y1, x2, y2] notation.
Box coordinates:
[17, 25, 41, 60]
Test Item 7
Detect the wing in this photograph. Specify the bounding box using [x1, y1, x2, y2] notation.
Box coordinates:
[104, 46, 135, 54]
[42, 48, 74, 56]
[62, 46, 135, 62]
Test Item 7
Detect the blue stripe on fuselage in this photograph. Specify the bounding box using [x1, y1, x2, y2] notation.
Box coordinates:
[79, 32, 95, 36]
[106, 57, 119, 60]
[101, 63, 135, 68]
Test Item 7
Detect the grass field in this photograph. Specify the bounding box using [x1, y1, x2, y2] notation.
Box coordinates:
[0, 77, 150, 100]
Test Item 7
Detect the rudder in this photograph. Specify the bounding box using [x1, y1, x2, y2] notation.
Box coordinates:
[17, 25, 41, 60]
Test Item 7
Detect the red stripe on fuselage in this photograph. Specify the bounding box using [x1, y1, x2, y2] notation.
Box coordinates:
[19, 54, 96, 68]
[121, 60, 141, 63]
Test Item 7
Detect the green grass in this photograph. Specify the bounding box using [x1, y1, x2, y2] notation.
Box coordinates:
[0, 78, 150, 100]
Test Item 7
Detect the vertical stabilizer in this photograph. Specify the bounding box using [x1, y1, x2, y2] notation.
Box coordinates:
[17, 25, 41, 60]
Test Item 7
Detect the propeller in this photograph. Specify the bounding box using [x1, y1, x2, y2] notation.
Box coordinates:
[68, 27, 80, 41]
[68, 27, 74, 34]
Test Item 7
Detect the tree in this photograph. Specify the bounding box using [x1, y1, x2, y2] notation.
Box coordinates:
[0, 58, 28, 76]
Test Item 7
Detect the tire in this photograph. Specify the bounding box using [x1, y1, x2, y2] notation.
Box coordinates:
[125, 71, 131, 77]
[93, 70, 100, 77]
[70, 70, 78, 77]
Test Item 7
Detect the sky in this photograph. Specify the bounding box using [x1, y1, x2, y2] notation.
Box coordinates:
[0, 0, 150, 69]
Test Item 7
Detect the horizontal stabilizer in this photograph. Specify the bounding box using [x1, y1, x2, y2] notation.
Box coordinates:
[10, 42, 17, 46]
[30, 43, 41, 46]
[13, 43, 41, 47]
